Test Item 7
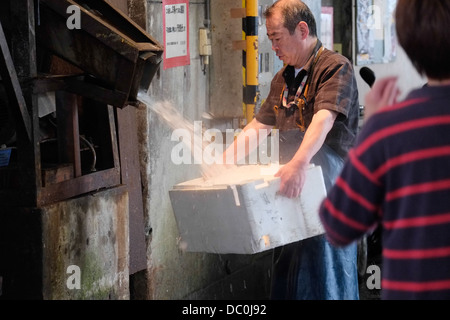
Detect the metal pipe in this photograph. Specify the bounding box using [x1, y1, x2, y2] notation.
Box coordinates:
[79, 135, 97, 173]
[204, 0, 211, 28]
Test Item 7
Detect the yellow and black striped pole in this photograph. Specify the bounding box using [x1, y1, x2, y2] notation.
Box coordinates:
[243, 0, 259, 125]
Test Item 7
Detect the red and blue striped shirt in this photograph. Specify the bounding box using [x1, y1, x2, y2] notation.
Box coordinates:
[319, 84, 450, 300]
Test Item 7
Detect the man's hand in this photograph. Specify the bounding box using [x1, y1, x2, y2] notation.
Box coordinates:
[364, 76, 400, 121]
[275, 161, 308, 199]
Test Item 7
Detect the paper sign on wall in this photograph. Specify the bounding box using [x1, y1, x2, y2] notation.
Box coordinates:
[163, 0, 190, 69]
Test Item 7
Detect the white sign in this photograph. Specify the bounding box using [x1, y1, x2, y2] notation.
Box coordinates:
[163, 1, 190, 69]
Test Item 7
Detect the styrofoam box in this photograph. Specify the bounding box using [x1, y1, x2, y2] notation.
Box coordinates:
[169, 165, 327, 255]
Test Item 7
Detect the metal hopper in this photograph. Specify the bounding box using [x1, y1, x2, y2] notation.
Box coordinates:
[36, 0, 164, 108]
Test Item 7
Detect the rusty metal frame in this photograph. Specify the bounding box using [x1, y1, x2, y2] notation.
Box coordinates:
[37, 0, 163, 108]
[0, 2, 122, 207]
[0, 20, 32, 142]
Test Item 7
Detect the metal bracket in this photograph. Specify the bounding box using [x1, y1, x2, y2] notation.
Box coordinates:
[0, 20, 32, 141]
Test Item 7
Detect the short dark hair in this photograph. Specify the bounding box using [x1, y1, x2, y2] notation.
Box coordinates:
[396, 0, 450, 79]
[264, 0, 317, 37]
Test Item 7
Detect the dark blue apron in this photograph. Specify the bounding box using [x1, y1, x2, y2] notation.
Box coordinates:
[270, 130, 359, 300]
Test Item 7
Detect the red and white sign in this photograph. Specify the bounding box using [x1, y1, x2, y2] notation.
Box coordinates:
[163, 0, 190, 69]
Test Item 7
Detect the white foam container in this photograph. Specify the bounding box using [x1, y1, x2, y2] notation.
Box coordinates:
[169, 165, 327, 255]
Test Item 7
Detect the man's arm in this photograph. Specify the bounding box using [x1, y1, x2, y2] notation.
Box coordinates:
[276, 109, 337, 198]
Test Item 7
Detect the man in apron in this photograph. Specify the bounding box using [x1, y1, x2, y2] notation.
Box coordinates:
[225, 0, 360, 300]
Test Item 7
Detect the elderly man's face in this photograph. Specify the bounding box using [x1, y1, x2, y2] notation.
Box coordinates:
[266, 9, 309, 68]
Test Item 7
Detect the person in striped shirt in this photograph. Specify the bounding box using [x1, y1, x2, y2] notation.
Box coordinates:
[319, 0, 450, 300]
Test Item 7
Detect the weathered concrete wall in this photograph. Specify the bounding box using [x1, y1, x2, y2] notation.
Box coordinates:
[41, 187, 130, 300]
[0, 187, 129, 300]
[209, 0, 243, 119]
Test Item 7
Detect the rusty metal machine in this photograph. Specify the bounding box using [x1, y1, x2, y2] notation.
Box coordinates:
[37, 0, 163, 108]
[0, 0, 163, 207]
